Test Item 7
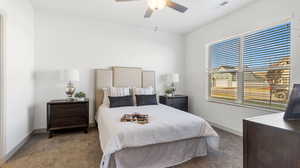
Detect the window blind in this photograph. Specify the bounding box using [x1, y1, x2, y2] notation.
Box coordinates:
[244, 23, 291, 69]
[209, 22, 291, 110]
[243, 23, 291, 110]
[210, 38, 241, 70]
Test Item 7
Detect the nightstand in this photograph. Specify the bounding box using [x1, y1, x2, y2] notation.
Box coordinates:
[159, 95, 188, 112]
[47, 99, 89, 138]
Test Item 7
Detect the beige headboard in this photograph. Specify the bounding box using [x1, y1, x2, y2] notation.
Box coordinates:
[95, 67, 156, 111]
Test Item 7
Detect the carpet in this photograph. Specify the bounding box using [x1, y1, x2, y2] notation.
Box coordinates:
[2, 127, 242, 168]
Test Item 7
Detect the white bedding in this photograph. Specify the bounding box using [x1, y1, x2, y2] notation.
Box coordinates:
[96, 104, 219, 168]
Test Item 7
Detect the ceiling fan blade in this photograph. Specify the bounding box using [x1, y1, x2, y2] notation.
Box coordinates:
[144, 8, 153, 18]
[166, 0, 188, 13]
[115, 0, 140, 2]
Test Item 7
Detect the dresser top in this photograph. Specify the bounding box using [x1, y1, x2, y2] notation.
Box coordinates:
[160, 95, 188, 98]
[245, 112, 300, 133]
[48, 99, 89, 104]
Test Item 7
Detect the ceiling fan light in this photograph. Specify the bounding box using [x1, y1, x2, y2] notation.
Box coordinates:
[147, 0, 166, 11]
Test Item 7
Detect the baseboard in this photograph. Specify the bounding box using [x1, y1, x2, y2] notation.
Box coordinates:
[208, 121, 243, 137]
[33, 128, 47, 134]
[89, 123, 96, 128]
[33, 123, 96, 134]
[3, 130, 34, 162]
[0, 157, 5, 166]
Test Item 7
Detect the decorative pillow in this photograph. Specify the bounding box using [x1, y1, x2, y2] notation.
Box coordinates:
[135, 94, 158, 106]
[108, 95, 134, 108]
[133, 87, 154, 95]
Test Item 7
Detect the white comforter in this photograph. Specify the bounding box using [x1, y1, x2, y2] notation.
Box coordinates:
[96, 104, 219, 168]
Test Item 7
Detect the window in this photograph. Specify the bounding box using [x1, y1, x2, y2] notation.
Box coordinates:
[209, 23, 291, 111]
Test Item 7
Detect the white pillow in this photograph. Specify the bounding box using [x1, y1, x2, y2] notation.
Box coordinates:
[109, 87, 130, 96]
[133, 87, 154, 106]
[133, 87, 154, 95]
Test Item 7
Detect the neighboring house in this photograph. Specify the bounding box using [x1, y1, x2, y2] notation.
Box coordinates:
[211, 57, 290, 103]
[244, 71, 268, 88]
[212, 66, 237, 88]
[212, 56, 290, 90]
[212, 66, 267, 88]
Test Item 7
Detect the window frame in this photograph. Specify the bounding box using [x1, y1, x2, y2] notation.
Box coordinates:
[207, 19, 292, 112]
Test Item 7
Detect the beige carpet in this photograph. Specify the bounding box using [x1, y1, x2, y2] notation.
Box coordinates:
[2, 128, 242, 168]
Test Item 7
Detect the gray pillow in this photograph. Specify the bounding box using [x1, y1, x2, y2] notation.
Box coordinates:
[108, 95, 134, 108]
[135, 94, 158, 106]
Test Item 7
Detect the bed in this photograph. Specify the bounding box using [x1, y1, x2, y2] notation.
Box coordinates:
[95, 67, 219, 168]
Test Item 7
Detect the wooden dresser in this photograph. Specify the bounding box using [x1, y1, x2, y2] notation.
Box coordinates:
[243, 113, 300, 168]
[47, 100, 89, 138]
[159, 95, 188, 112]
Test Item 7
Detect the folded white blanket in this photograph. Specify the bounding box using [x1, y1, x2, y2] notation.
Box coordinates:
[96, 104, 219, 168]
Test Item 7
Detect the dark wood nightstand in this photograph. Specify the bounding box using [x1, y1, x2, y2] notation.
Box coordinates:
[159, 95, 188, 112]
[47, 99, 89, 138]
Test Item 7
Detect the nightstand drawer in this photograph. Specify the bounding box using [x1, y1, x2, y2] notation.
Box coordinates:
[170, 103, 187, 111]
[51, 104, 87, 118]
[159, 95, 188, 112]
[169, 102, 187, 107]
[167, 98, 187, 105]
[51, 116, 87, 128]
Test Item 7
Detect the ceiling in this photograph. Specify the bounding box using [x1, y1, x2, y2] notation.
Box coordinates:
[31, 0, 257, 34]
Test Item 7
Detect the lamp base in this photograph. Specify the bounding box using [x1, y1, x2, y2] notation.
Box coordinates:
[171, 82, 176, 96]
[65, 81, 76, 99]
[65, 97, 76, 101]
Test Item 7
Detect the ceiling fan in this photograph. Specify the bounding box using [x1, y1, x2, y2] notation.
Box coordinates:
[115, 0, 188, 18]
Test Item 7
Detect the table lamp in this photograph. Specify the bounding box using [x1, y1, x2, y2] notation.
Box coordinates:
[169, 73, 179, 96]
[62, 69, 80, 100]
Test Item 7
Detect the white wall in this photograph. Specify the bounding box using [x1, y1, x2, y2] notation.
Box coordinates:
[34, 10, 185, 129]
[0, 0, 35, 155]
[185, 0, 300, 134]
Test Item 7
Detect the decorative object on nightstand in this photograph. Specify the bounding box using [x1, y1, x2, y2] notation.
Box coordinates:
[165, 88, 173, 97]
[61, 69, 80, 100]
[159, 95, 188, 112]
[47, 99, 89, 138]
[75, 91, 87, 101]
[166, 73, 180, 96]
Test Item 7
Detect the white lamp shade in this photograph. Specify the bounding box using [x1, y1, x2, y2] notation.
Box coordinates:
[62, 69, 80, 82]
[172, 73, 180, 83]
[168, 73, 179, 83]
[148, 0, 167, 10]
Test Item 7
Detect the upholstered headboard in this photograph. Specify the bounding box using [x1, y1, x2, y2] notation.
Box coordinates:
[95, 67, 156, 111]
